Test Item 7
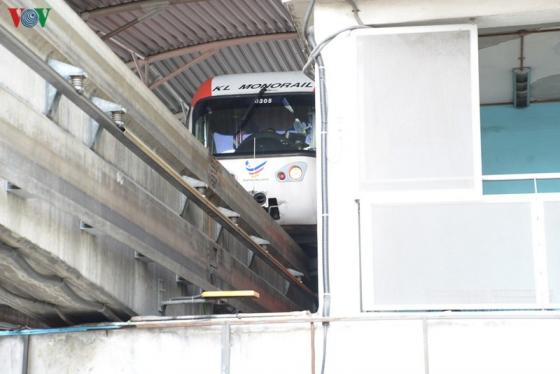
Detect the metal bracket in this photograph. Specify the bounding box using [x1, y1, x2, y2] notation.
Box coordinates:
[288, 268, 305, 282]
[86, 120, 104, 149]
[45, 90, 62, 120]
[91, 96, 126, 114]
[86, 97, 127, 147]
[79, 220, 102, 236]
[134, 251, 153, 263]
[179, 175, 212, 217]
[283, 280, 291, 296]
[183, 175, 208, 195]
[213, 223, 223, 242]
[246, 250, 255, 268]
[2, 181, 34, 199]
[217, 207, 240, 223]
[214, 207, 240, 242]
[45, 59, 87, 118]
[175, 274, 188, 285]
[92, 97, 127, 129]
[250, 236, 270, 252]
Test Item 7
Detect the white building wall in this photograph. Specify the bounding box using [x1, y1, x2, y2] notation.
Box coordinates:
[313, 0, 560, 315]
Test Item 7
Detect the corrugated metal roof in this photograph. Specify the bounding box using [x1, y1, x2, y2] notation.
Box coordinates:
[65, 0, 308, 112]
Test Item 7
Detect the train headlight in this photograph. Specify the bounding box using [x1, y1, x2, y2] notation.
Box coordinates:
[289, 166, 303, 180]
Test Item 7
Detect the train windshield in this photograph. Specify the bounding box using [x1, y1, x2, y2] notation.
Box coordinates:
[192, 94, 315, 156]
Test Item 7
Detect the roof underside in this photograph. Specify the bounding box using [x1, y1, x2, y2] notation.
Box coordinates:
[65, 0, 308, 113]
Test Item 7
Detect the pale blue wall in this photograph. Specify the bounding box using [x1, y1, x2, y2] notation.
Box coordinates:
[481, 103, 560, 194]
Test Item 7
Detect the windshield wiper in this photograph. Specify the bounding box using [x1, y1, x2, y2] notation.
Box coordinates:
[235, 86, 267, 136]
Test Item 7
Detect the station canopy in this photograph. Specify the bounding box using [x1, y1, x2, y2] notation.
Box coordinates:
[66, 0, 308, 113]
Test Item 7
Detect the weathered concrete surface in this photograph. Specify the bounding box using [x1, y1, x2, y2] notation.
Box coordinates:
[0, 335, 24, 374]
[2, 313, 560, 374]
[28, 327, 224, 374]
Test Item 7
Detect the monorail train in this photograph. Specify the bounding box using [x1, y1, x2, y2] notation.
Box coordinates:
[190, 72, 316, 226]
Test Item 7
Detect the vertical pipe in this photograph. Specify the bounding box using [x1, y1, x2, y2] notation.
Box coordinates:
[303, 0, 330, 320]
[21, 335, 30, 374]
[303, 2, 331, 373]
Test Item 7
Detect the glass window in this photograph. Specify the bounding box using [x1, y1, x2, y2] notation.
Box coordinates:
[192, 94, 315, 156]
[481, 103, 560, 194]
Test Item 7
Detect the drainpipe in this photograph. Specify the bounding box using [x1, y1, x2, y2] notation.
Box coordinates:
[302, 1, 331, 373]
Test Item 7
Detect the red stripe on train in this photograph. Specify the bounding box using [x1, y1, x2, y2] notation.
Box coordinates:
[191, 78, 212, 107]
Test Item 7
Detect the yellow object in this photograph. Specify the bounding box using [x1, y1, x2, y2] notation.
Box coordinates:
[201, 290, 260, 299]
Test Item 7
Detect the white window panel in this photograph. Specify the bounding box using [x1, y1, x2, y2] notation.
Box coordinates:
[354, 25, 481, 197]
[360, 201, 536, 310]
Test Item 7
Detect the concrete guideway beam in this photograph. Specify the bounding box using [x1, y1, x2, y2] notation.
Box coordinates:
[0, 244, 120, 320]
[1, 0, 309, 279]
[0, 226, 138, 320]
[0, 87, 312, 313]
[0, 225, 136, 325]
[0, 283, 60, 325]
[0, 19, 314, 306]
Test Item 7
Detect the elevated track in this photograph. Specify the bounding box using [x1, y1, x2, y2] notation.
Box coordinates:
[0, 0, 316, 325]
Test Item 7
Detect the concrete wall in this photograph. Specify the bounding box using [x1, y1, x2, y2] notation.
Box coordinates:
[0, 335, 24, 374]
[2, 314, 560, 373]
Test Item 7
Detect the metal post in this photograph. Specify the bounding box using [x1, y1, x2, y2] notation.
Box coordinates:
[221, 323, 231, 374]
[21, 335, 29, 374]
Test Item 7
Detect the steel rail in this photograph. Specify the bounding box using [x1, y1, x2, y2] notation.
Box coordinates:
[0, 23, 315, 303]
[125, 130, 315, 298]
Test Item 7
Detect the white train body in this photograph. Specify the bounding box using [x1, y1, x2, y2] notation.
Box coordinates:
[190, 72, 316, 225]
